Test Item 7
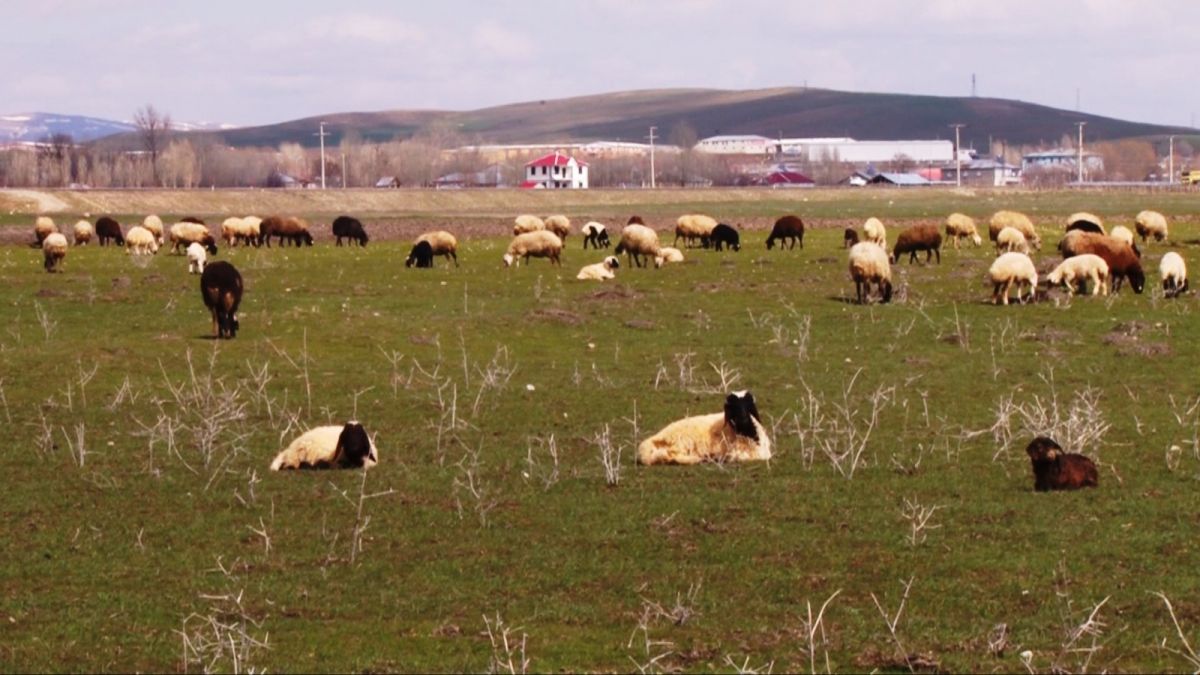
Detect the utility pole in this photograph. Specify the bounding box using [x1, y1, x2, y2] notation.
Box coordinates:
[1075, 121, 1087, 183]
[341, 153, 347, 189]
[315, 122, 330, 189]
[949, 123, 965, 187]
[646, 126, 657, 189]
[1169, 135, 1176, 185]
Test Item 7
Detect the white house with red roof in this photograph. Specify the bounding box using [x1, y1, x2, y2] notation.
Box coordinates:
[523, 151, 588, 189]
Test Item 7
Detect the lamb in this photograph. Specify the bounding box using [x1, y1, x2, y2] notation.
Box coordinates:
[709, 223, 740, 251]
[989, 210, 1040, 250]
[415, 230, 459, 267]
[1066, 212, 1105, 235]
[72, 220, 94, 246]
[675, 214, 718, 248]
[576, 255, 620, 281]
[42, 233, 68, 272]
[1025, 437, 1098, 491]
[995, 227, 1030, 255]
[581, 222, 611, 249]
[34, 216, 57, 246]
[200, 260, 243, 339]
[892, 223, 942, 264]
[988, 252, 1038, 305]
[513, 214, 545, 235]
[654, 247, 684, 268]
[944, 213, 982, 249]
[544, 214, 571, 241]
[862, 217, 886, 248]
[95, 216, 124, 246]
[1045, 254, 1109, 296]
[847, 242, 893, 304]
[1160, 251, 1188, 298]
[186, 242, 207, 274]
[270, 421, 378, 471]
[170, 222, 218, 255]
[142, 215, 164, 245]
[259, 216, 313, 248]
[615, 224, 661, 268]
[503, 230, 563, 267]
[124, 226, 159, 255]
[766, 215, 805, 250]
[332, 215, 369, 246]
[1058, 231, 1145, 293]
[1134, 210, 1168, 243]
[843, 227, 859, 248]
[637, 391, 771, 465]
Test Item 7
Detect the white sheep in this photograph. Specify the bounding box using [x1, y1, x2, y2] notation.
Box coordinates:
[1135, 210, 1168, 243]
[576, 256, 620, 281]
[34, 216, 58, 245]
[945, 213, 982, 249]
[186, 242, 207, 274]
[73, 219, 94, 246]
[170, 222, 217, 254]
[995, 226, 1030, 255]
[1046, 254, 1109, 296]
[270, 422, 378, 471]
[42, 233, 68, 272]
[220, 217, 245, 246]
[847, 241, 893, 304]
[544, 214, 571, 241]
[637, 391, 771, 465]
[142, 215, 164, 245]
[240, 216, 263, 245]
[988, 252, 1038, 305]
[513, 214, 546, 235]
[581, 221, 610, 249]
[504, 230, 563, 267]
[989, 210, 1041, 250]
[1109, 225, 1135, 247]
[674, 214, 717, 248]
[654, 246, 685, 268]
[615, 224, 661, 267]
[125, 225, 159, 255]
[862, 217, 887, 248]
[1160, 251, 1188, 298]
[415, 230, 459, 266]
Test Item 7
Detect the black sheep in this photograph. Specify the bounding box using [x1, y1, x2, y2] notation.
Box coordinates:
[710, 223, 740, 252]
[332, 215, 369, 247]
[1025, 437, 1099, 491]
[200, 261, 243, 339]
[95, 216, 124, 246]
[843, 227, 859, 248]
[405, 240, 434, 268]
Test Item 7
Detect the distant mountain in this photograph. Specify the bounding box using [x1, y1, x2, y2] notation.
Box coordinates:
[0, 112, 136, 145]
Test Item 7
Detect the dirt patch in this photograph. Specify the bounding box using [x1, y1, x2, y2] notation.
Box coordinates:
[34, 288, 63, 298]
[1024, 325, 1074, 343]
[586, 285, 641, 302]
[111, 276, 131, 291]
[529, 308, 583, 325]
[1102, 321, 1170, 357]
[624, 319, 656, 330]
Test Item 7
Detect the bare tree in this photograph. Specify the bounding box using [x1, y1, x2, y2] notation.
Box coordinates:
[133, 104, 172, 185]
[669, 121, 699, 187]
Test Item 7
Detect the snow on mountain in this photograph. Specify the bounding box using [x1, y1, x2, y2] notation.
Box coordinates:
[0, 112, 238, 145]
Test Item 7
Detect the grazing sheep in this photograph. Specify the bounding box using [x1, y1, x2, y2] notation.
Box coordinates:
[124, 226, 159, 255]
[637, 391, 771, 465]
[1135, 210, 1169, 243]
[186, 242, 207, 274]
[847, 242, 893, 304]
[270, 421, 378, 471]
[1109, 225, 1136, 248]
[72, 220, 93, 246]
[240, 216, 263, 246]
[944, 213, 982, 249]
[615, 224, 661, 268]
[95, 216, 124, 246]
[1066, 212, 1105, 235]
[862, 217, 886, 248]
[581, 221, 611, 249]
[544, 214, 571, 241]
[576, 255, 620, 281]
[260, 216, 313, 248]
[503, 230, 563, 267]
[627, 215, 645, 225]
[34, 216, 58, 246]
[42, 232, 68, 272]
[513, 214, 546, 235]
[766, 215, 805, 250]
[1160, 251, 1189, 298]
[654, 247, 684, 268]
[142, 215, 164, 245]
[892, 223, 942, 264]
[1026, 437, 1098, 491]
[989, 210, 1040, 250]
[1058, 231, 1145, 293]
[332, 215, 369, 247]
[181, 216, 206, 225]
[220, 217, 245, 246]
[200, 260, 243, 339]
[709, 223, 740, 251]
[995, 227, 1030, 255]
[405, 240, 434, 268]
[675, 214, 718, 248]
[415, 230, 459, 267]
[170, 222, 218, 255]
[843, 227, 859, 248]
[988, 252, 1038, 305]
[1046, 254, 1109, 296]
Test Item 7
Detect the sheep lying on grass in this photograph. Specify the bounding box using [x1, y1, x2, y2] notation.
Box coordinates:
[988, 252, 1037, 305]
[848, 242, 892, 304]
[1026, 437, 1098, 491]
[200, 261, 243, 339]
[766, 215, 805, 250]
[1160, 251, 1188, 298]
[42, 233, 68, 272]
[616, 224, 661, 268]
[1135, 210, 1168, 243]
[892, 223, 941, 264]
[989, 210, 1040, 250]
[73, 220, 93, 246]
[270, 421, 378, 471]
[504, 230, 562, 267]
[944, 213, 981, 249]
[654, 247, 684, 268]
[1046, 254, 1108, 296]
[637, 391, 771, 465]
[576, 256, 619, 281]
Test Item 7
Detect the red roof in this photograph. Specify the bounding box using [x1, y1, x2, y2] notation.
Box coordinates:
[766, 170, 814, 185]
[518, 180, 544, 189]
[525, 152, 587, 168]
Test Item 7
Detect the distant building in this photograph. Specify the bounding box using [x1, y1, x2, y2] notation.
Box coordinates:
[695, 135, 773, 155]
[374, 176, 401, 188]
[1021, 149, 1104, 174]
[434, 164, 506, 189]
[944, 158, 1022, 187]
[776, 138, 957, 164]
[867, 172, 930, 186]
[524, 152, 588, 189]
[452, 141, 667, 163]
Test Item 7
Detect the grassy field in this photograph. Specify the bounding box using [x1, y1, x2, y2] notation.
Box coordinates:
[3, 189, 1200, 672]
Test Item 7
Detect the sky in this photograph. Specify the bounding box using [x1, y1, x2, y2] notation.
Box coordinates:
[4, 0, 1198, 130]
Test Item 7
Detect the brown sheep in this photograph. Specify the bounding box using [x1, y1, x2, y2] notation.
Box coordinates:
[1025, 437, 1098, 492]
[1058, 231, 1145, 293]
[766, 215, 805, 250]
[259, 216, 313, 247]
[891, 223, 942, 264]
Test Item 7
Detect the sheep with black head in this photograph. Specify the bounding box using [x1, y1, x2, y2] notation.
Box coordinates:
[200, 261, 243, 339]
[709, 223, 740, 251]
[405, 240, 434, 268]
[637, 391, 771, 465]
[270, 421, 378, 470]
[95, 216, 124, 246]
[1025, 437, 1098, 491]
[332, 215, 369, 247]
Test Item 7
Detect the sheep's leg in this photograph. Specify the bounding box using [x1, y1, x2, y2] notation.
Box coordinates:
[451, 251, 459, 267]
[933, 248, 940, 264]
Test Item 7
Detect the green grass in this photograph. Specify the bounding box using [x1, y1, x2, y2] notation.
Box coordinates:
[3, 196, 1200, 672]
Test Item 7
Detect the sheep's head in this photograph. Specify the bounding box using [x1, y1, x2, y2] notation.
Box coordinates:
[880, 280, 894, 304]
[603, 256, 620, 270]
[502, 253, 515, 267]
[972, 234, 982, 246]
[1025, 437, 1062, 463]
[1129, 266, 1146, 294]
[334, 421, 377, 468]
[724, 391, 761, 441]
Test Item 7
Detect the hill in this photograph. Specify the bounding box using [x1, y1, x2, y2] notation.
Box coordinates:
[0, 112, 136, 145]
